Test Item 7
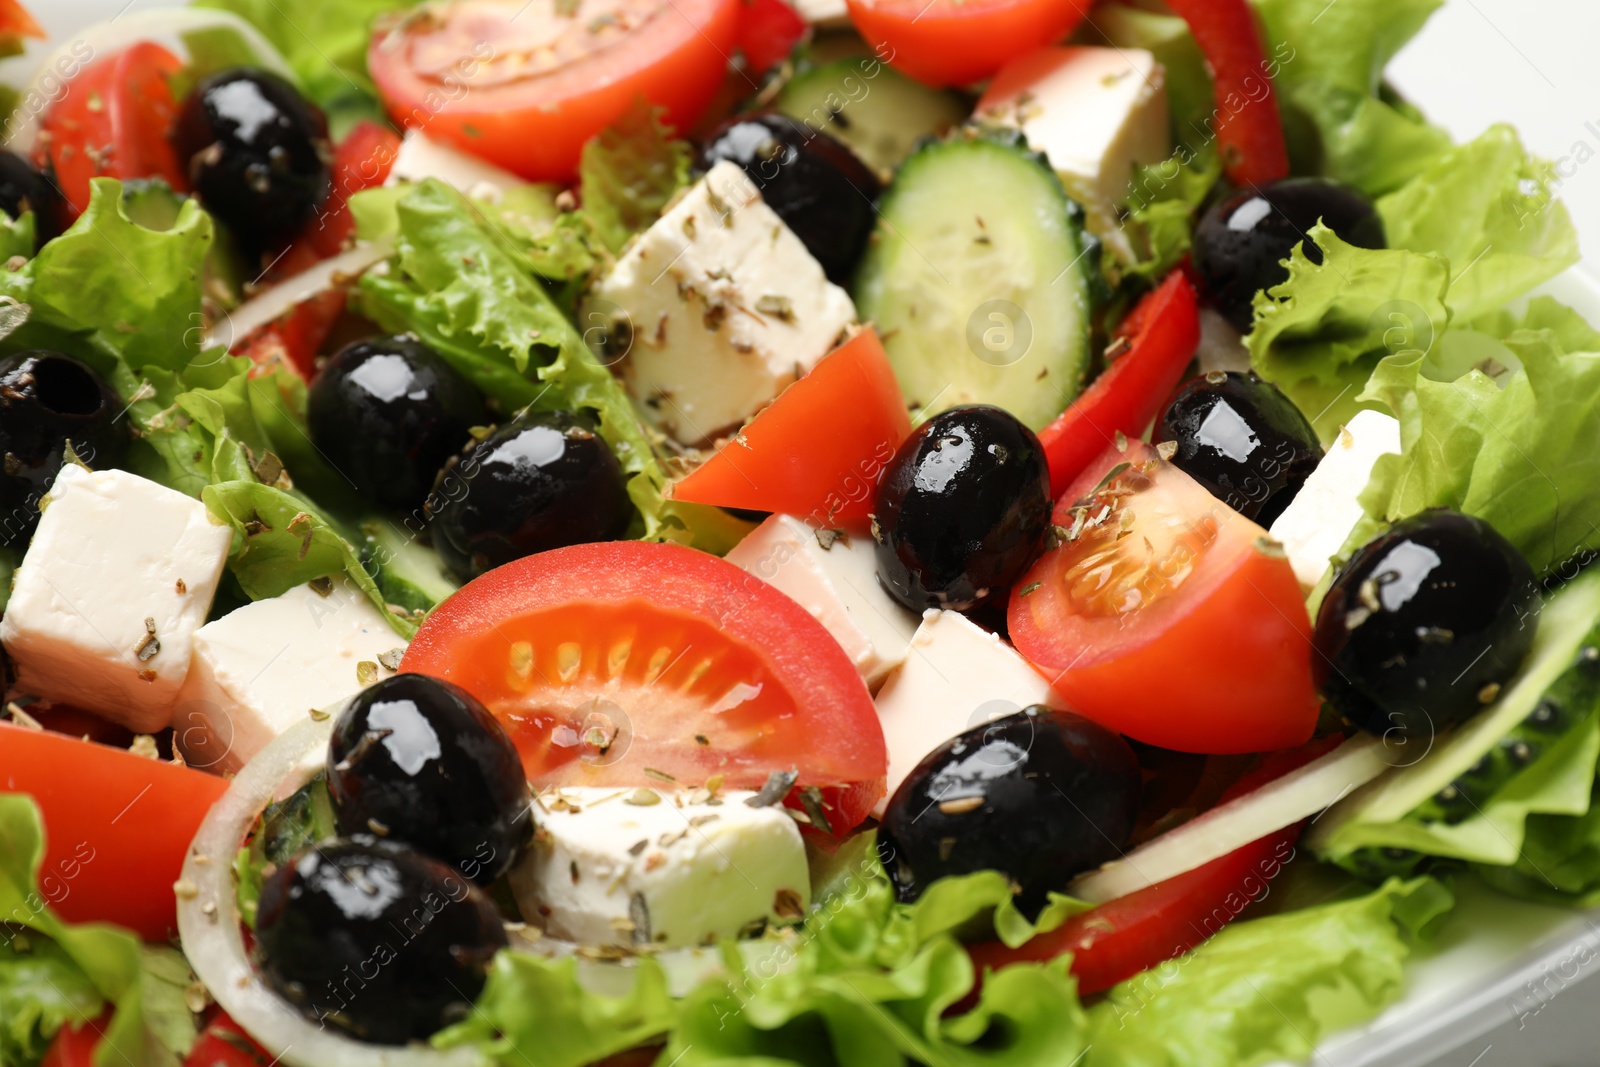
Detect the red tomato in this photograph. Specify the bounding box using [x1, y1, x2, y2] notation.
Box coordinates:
[232, 287, 348, 380]
[0, 724, 229, 940]
[1036, 272, 1201, 500]
[845, 0, 1087, 88]
[39, 1013, 110, 1067]
[368, 0, 740, 182]
[1008, 439, 1318, 754]
[966, 736, 1339, 994]
[37, 43, 188, 227]
[669, 329, 912, 530]
[185, 1012, 274, 1067]
[401, 542, 888, 830]
[1163, 0, 1289, 186]
[738, 0, 808, 73]
[300, 121, 402, 260]
[0, 0, 43, 47]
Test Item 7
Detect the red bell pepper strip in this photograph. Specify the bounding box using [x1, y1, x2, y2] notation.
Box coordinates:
[1164, 0, 1290, 186]
[1036, 271, 1201, 500]
[966, 735, 1342, 996]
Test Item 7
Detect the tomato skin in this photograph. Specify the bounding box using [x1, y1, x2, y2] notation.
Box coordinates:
[1036, 273, 1201, 500]
[1163, 0, 1289, 186]
[401, 542, 887, 830]
[368, 0, 741, 182]
[738, 0, 809, 73]
[1008, 440, 1318, 754]
[232, 288, 347, 381]
[670, 329, 912, 530]
[37, 43, 188, 227]
[845, 0, 1087, 88]
[0, 724, 229, 941]
[0, 0, 43, 42]
[39, 1013, 110, 1067]
[185, 1011, 274, 1067]
[300, 120, 402, 259]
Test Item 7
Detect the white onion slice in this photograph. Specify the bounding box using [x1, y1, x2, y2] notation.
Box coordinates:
[6, 9, 295, 156]
[1068, 735, 1393, 904]
[178, 710, 791, 1065]
[205, 239, 393, 353]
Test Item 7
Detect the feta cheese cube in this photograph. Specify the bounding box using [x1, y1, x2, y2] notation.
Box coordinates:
[725, 515, 918, 687]
[872, 610, 1059, 813]
[385, 129, 524, 204]
[977, 47, 1170, 263]
[0, 467, 231, 731]
[511, 786, 809, 949]
[788, 0, 848, 25]
[583, 161, 857, 445]
[173, 578, 407, 774]
[1269, 410, 1403, 589]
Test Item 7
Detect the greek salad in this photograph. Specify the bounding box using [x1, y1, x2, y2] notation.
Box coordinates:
[0, 0, 1597, 1065]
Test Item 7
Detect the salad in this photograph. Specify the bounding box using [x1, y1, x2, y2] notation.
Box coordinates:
[0, 0, 1596, 1064]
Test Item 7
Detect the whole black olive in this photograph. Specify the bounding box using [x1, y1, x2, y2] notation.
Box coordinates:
[697, 113, 881, 285]
[877, 706, 1140, 915]
[430, 410, 632, 582]
[1154, 371, 1322, 524]
[255, 837, 507, 1044]
[327, 674, 532, 885]
[171, 68, 331, 261]
[1315, 509, 1540, 744]
[307, 335, 486, 511]
[0, 351, 128, 546]
[872, 404, 1050, 613]
[1193, 177, 1385, 332]
[0, 150, 59, 246]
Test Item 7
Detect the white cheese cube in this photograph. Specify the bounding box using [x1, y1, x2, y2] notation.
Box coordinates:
[788, 0, 848, 25]
[0, 467, 231, 732]
[511, 786, 810, 949]
[173, 578, 407, 774]
[872, 609, 1059, 813]
[725, 515, 918, 687]
[583, 161, 857, 445]
[1269, 410, 1403, 589]
[977, 47, 1170, 263]
[384, 129, 524, 203]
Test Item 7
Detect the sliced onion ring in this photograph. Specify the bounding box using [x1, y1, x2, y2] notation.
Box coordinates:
[179, 709, 790, 1064]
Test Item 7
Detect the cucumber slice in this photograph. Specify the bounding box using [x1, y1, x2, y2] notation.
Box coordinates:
[358, 517, 459, 615]
[854, 130, 1099, 431]
[774, 58, 968, 175]
[1307, 565, 1600, 863]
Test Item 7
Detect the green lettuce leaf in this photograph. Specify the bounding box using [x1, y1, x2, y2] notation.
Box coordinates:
[193, 0, 407, 136]
[1121, 143, 1223, 285]
[0, 934, 102, 1067]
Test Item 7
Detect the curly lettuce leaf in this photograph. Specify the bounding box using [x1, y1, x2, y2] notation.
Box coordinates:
[0, 934, 102, 1067]
[1122, 143, 1223, 285]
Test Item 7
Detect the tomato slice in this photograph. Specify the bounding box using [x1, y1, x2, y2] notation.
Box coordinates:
[368, 0, 740, 182]
[0, 724, 229, 941]
[738, 0, 808, 73]
[232, 287, 348, 381]
[669, 329, 911, 530]
[844, 0, 1088, 88]
[185, 1011, 274, 1067]
[1008, 438, 1318, 754]
[1036, 272, 1201, 501]
[400, 541, 887, 831]
[300, 120, 402, 260]
[39, 1012, 110, 1067]
[37, 42, 188, 227]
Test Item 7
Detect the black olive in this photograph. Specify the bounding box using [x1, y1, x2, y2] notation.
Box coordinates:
[1154, 371, 1322, 524]
[254, 837, 507, 1044]
[326, 674, 532, 885]
[430, 410, 632, 582]
[1314, 509, 1539, 744]
[877, 706, 1139, 916]
[1193, 177, 1385, 332]
[872, 405, 1050, 613]
[0, 351, 128, 546]
[0, 150, 59, 246]
[171, 68, 331, 261]
[696, 113, 881, 286]
[307, 335, 486, 511]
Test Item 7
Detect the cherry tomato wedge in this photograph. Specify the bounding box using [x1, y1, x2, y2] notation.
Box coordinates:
[0, 0, 44, 50]
[845, 0, 1088, 88]
[185, 1011, 275, 1067]
[37, 42, 188, 227]
[299, 120, 402, 260]
[368, 0, 740, 182]
[0, 723, 229, 940]
[39, 1012, 110, 1067]
[738, 0, 808, 73]
[1037, 272, 1201, 500]
[1163, 0, 1289, 186]
[1008, 438, 1318, 754]
[232, 287, 347, 381]
[401, 541, 888, 831]
[670, 328, 912, 530]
